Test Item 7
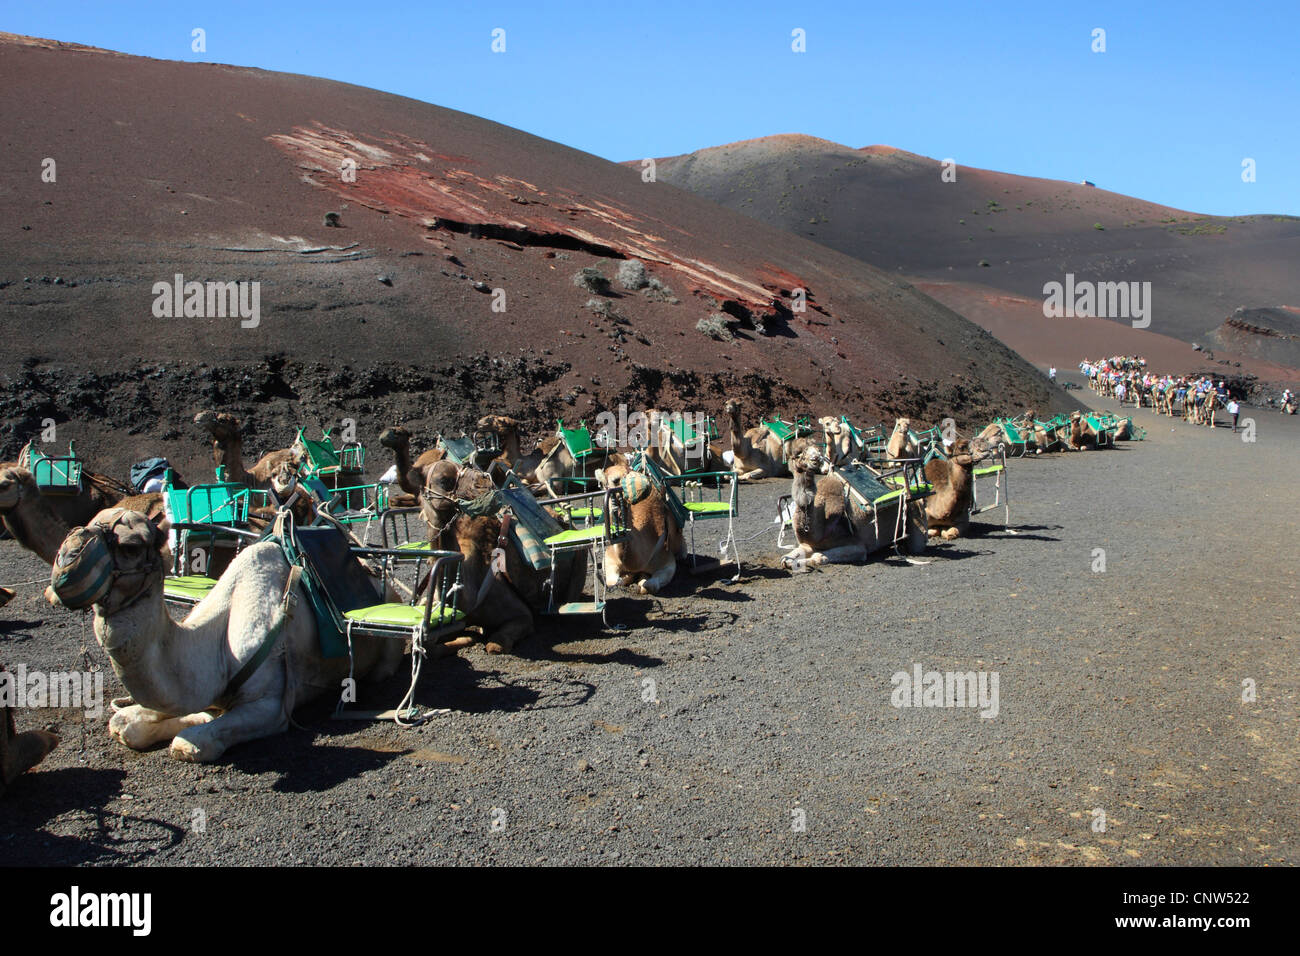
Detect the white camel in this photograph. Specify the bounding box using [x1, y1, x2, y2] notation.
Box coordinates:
[45, 508, 401, 762]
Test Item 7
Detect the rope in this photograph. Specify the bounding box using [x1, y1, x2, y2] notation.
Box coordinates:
[0, 577, 47, 590]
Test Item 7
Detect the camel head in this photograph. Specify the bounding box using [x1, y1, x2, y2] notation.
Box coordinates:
[789, 440, 832, 478]
[947, 438, 988, 468]
[723, 398, 742, 420]
[419, 459, 464, 532]
[269, 456, 305, 500]
[0, 466, 38, 514]
[819, 416, 843, 438]
[194, 410, 240, 443]
[891, 417, 912, 437]
[595, 455, 654, 506]
[475, 415, 518, 437]
[378, 426, 411, 451]
[46, 508, 165, 615]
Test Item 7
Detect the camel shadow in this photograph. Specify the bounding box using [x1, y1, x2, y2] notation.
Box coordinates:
[0, 765, 187, 865]
[0, 619, 41, 640]
[909, 545, 991, 562]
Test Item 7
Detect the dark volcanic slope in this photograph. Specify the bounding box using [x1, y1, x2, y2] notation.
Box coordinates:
[1207, 307, 1300, 370]
[0, 35, 1070, 476]
[649, 135, 1300, 366]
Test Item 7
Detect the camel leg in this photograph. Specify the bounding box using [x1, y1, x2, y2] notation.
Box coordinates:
[809, 544, 869, 565]
[637, 556, 677, 595]
[109, 704, 215, 751]
[4, 728, 59, 785]
[483, 612, 533, 655]
[169, 695, 287, 763]
[736, 468, 766, 482]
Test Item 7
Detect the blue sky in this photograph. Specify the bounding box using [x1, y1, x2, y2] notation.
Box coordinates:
[7, 0, 1298, 215]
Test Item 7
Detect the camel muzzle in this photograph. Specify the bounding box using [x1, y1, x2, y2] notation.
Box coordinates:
[49, 529, 114, 610]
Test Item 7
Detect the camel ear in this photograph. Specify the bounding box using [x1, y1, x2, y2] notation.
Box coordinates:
[594, 468, 606, 486]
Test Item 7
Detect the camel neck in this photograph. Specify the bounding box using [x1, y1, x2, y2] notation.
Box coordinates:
[3, 492, 70, 564]
[96, 583, 228, 716]
[214, 436, 251, 485]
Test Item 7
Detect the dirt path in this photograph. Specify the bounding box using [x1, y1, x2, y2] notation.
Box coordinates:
[2, 385, 1296, 865]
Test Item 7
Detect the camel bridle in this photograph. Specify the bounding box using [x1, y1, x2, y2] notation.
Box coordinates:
[60, 512, 164, 615]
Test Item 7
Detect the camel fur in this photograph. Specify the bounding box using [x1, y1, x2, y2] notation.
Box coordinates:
[723, 399, 788, 481]
[782, 440, 927, 571]
[46, 508, 402, 762]
[594, 455, 684, 595]
[1, 667, 59, 796]
[922, 438, 990, 540]
[194, 411, 295, 489]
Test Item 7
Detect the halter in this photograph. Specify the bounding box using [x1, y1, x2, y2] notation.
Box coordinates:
[54, 512, 163, 615]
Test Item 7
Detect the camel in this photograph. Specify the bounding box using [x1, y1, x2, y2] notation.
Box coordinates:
[194, 411, 295, 489]
[267, 459, 317, 527]
[1065, 411, 1088, 450]
[594, 455, 684, 594]
[819, 416, 858, 467]
[376, 425, 448, 509]
[1, 667, 59, 796]
[723, 399, 788, 481]
[922, 438, 990, 540]
[640, 411, 726, 476]
[886, 418, 921, 460]
[781, 440, 927, 571]
[418, 460, 580, 654]
[45, 508, 403, 762]
[1202, 390, 1220, 427]
[474, 414, 555, 481]
[1, 465, 165, 567]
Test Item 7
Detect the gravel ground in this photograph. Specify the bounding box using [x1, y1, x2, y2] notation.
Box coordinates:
[3, 378, 1297, 866]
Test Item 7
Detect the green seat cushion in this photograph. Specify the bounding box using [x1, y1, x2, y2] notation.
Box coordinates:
[973, 465, 1005, 477]
[163, 575, 218, 601]
[554, 506, 603, 521]
[683, 500, 733, 515]
[344, 603, 464, 627]
[396, 540, 435, 553]
[544, 524, 610, 547]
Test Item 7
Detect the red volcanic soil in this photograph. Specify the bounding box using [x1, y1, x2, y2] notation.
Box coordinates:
[647, 135, 1300, 376]
[0, 35, 1069, 477]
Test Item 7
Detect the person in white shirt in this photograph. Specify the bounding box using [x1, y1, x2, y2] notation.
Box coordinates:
[1228, 398, 1240, 432]
[1048, 366, 1057, 382]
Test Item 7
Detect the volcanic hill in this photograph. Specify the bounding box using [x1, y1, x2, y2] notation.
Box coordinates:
[0, 35, 1068, 478]
[647, 135, 1300, 384]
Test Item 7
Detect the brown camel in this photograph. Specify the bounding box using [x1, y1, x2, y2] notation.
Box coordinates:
[474, 415, 552, 481]
[781, 440, 927, 570]
[594, 455, 683, 594]
[1, 666, 59, 797]
[418, 460, 580, 654]
[923, 438, 990, 540]
[885, 418, 920, 460]
[194, 411, 295, 489]
[377, 426, 448, 507]
[1, 465, 167, 570]
[723, 399, 787, 481]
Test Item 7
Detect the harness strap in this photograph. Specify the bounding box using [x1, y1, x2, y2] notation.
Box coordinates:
[222, 564, 302, 701]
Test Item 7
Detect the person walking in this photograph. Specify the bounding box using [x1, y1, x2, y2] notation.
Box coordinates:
[1228, 398, 1240, 432]
[1048, 366, 1057, 383]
